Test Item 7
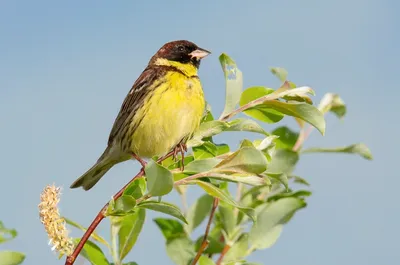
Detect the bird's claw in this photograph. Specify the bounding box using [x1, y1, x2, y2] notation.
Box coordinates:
[172, 142, 187, 171]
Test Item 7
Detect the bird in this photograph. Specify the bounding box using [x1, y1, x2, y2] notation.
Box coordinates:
[70, 40, 211, 190]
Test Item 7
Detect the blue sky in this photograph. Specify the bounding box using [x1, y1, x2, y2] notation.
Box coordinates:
[0, 0, 398, 264]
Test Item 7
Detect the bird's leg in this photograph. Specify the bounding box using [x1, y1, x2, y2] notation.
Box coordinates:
[179, 142, 186, 171]
[172, 142, 187, 171]
[132, 153, 147, 169]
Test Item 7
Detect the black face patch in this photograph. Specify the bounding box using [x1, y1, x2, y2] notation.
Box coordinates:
[163, 42, 201, 68]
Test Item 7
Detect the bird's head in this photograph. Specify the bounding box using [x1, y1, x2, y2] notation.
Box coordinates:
[150, 40, 211, 69]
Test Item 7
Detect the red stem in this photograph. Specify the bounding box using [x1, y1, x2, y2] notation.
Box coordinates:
[216, 244, 231, 265]
[190, 198, 219, 265]
[65, 151, 175, 265]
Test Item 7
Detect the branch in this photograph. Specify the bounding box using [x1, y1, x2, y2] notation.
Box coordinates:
[216, 244, 231, 265]
[292, 125, 314, 152]
[190, 198, 219, 265]
[65, 151, 175, 265]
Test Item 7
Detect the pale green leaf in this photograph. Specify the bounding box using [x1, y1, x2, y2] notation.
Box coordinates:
[219, 203, 236, 238]
[0, 221, 17, 244]
[262, 101, 325, 135]
[302, 143, 373, 160]
[145, 160, 174, 196]
[0, 251, 25, 265]
[138, 201, 187, 223]
[154, 218, 186, 240]
[215, 147, 268, 174]
[267, 149, 299, 175]
[113, 208, 146, 261]
[123, 178, 146, 199]
[106, 195, 136, 216]
[249, 198, 306, 249]
[188, 121, 229, 148]
[77, 239, 110, 265]
[219, 53, 243, 119]
[270, 67, 288, 82]
[318, 93, 346, 118]
[266, 173, 288, 190]
[185, 194, 214, 233]
[206, 172, 266, 186]
[184, 158, 221, 174]
[63, 217, 108, 247]
[271, 126, 299, 150]
[239, 87, 284, 123]
[193, 180, 256, 221]
[166, 237, 196, 265]
[225, 118, 269, 135]
[223, 234, 249, 263]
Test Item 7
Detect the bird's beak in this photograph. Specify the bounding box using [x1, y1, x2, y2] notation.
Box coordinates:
[189, 48, 211, 59]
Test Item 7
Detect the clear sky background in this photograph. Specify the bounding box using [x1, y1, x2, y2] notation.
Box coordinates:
[0, 1, 398, 265]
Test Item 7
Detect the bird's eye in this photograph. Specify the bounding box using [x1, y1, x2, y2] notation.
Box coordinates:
[177, 46, 185, 52]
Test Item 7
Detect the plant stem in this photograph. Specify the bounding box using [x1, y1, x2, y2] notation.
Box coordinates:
[190, 198, 219, 265]
[216, 244, 231, 265]
[65, 151, 175, 265]
[292, 125, 314, 152]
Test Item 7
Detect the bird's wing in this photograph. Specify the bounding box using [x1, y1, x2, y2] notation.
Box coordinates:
[107, 66, 164, 146]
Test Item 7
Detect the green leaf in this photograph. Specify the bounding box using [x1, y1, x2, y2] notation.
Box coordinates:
[199, 255, 216, 265]
[63, 217, 108, 246]
[272, 126, 299, 150]
[318, 93, 346, 118]
[267, 149, 299, 175]
[239, 87, 284, 123]
[77, 239, 110, 265]
[194, 234, 224, 254]
[185, 194, 214, 233]
[194, 180, 256, 222]
[291, 175, 310, 186]
[145, 160, 174, 196]
[112, 208, 146, 261]
[106, 195, 136, 216]
[0, 221, 17, 244]
[166, 237, 196, 265]
[193, 141, 218, 159]
[270, 67, 288, 82]
[266, 173, 288, 190]
[138, 201, 187, 223]
[215, 147, 268, 174]
[219, 53, 243, 119]
[123, 178, 146, 199]
[188, 121, 229, 148]
[206, 172, 266, 186]
[219, 203, 236, 238]
[0, 251, 25, 265]
[154, 218, 186, 240]
[253, 135, 278, 161]
[184, 158, 221, 174]
[261, 101, 325, 135]
[223, 234, 249, 263]
[267, 190, 312, 201]
[225, 118, 269, 135]
[249, 198, 306, 249]
[302, 143, 373, 160]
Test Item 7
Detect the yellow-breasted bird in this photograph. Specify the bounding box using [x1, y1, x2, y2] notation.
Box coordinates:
[70, 40, 210, 190]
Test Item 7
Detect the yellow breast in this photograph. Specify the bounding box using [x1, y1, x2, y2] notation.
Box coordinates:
[130, 71, 205, 158]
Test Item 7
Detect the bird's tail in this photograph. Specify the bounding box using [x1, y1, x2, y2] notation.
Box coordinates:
[70, 148, 117, 191]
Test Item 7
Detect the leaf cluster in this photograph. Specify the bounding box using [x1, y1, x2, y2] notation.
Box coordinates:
[57, 54, 372, 265]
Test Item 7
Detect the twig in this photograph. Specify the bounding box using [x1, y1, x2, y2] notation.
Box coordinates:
[292, 125, 314, 152]
[65, 151, 175, 265]
[216, 244, 231, 265]
[190, 198, 219, 265]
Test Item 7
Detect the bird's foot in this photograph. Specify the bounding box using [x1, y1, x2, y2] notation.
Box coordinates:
[172, 142, 187, 171]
